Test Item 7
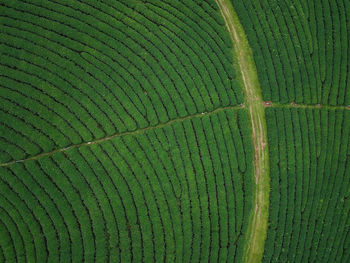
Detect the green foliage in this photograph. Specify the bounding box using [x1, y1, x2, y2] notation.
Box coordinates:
[0, 0, 255, 261]
[264, 108, 350, 262]
[0, 0, 243, 163]
[0, 109, 253, 262]
[233, 0, 350, 106]
[2, 0, 349, 262]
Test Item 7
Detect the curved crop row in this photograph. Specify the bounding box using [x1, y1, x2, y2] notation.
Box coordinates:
[233, 0, 350, 106]
[264, 107, 350, 262]
[0, 108, 253, 262]
[0, 0, 242, 163]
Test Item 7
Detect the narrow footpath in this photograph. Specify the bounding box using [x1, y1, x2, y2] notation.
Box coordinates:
[216, 1, 270, 262]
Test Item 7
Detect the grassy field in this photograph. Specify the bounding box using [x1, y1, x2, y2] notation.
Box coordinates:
[1, 0, 349, 262]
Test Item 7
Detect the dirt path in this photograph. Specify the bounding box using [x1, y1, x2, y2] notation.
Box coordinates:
[0, 105, 244, 167]
[216, 0, 270, 262]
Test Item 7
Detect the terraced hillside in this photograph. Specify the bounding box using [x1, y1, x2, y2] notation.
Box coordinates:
[0, 0, 253, 262]
[233, 0, 350, 262]
[233, 0, 350, 106]
[265, 108, 350, 262]
[1, 0, 349, 262]
[0, 108, 253, 262]
[0, 0, 243, 164]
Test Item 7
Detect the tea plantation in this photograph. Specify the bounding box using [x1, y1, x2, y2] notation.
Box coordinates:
[0, 0, 349, 262]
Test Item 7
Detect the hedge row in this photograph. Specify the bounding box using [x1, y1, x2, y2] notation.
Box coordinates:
[0, 0, 242, 163]
[264, 108, 350, 262]
[233, 0, 350, 106]
[0, 108, 254, 262]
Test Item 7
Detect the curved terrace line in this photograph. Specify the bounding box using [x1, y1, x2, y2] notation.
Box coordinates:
[216, 1, 270, 262]
[0, 105, 244, 167]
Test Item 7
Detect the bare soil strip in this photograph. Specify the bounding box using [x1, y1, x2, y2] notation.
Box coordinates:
[0, 105, 244, 167]
[216, 1, 270, 262]
[265, 102, 350, 110]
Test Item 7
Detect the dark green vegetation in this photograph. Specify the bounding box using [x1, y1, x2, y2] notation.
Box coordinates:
[0, 0, 243, 164]
[233, 0, 350, 105]
[265, 108, 350, 262]
[1, 0, 350, 262]
[232, 0, 350, 262]
[0, 0, 254, 262]
[0, 109, 253, 262]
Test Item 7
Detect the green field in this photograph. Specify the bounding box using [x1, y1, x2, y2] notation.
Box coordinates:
[0, 0, 349, 262]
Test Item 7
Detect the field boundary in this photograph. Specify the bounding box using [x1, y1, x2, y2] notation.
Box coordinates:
[0, 105, 244, 168]
[265, 102, 350, 110]
[216, 0, 270, 262]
